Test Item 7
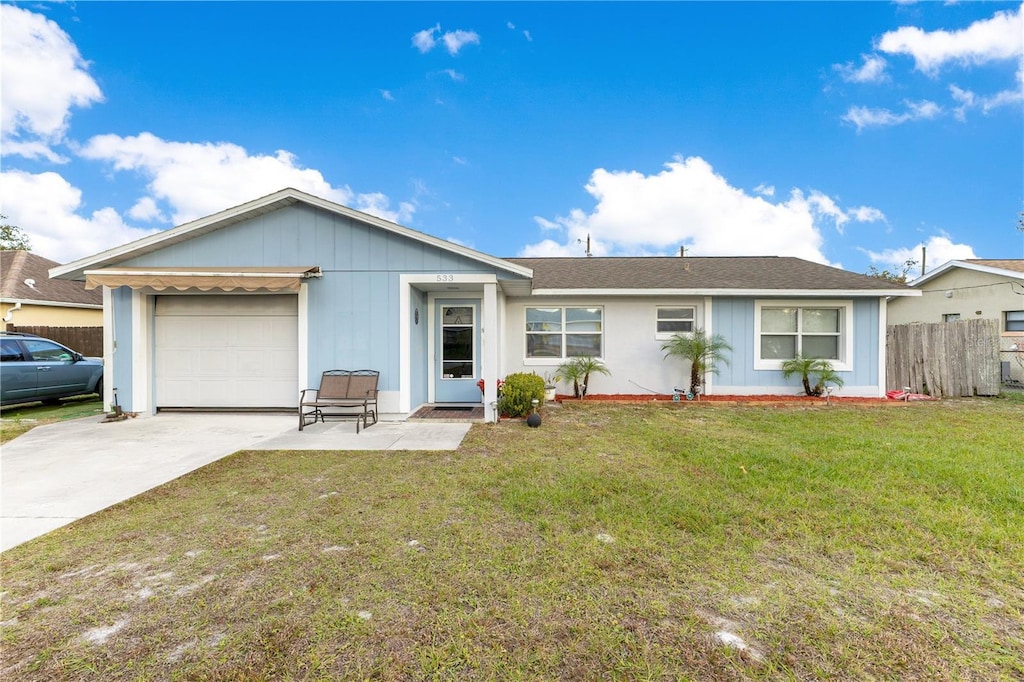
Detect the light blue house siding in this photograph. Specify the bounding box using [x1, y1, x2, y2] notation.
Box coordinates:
[712, 297, 880, 394]
[110, 203, 511, 410]
[109, 286, 135, 409]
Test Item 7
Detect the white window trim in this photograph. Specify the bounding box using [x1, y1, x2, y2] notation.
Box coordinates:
[753, 299, 854, 372]
[655, 305, 697, 340]
[524, 305, 604, 363]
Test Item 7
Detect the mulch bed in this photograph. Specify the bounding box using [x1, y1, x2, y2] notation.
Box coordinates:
[555, 394, 897, 406]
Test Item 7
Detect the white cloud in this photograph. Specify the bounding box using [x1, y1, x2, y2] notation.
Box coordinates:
[754, 184, 775, 197]
[0, 5, 103, 159]
[949, 62, 1024, 119]
[865, 234, 977, 277]
[0, 170, 156, 263]
[533, 216, 560, 232]
[842, 99, 942, 131]
[506, 21, 515, 30]
[441, 69, 465, 82]
[127, 196, 166, 222]
[442, 30, 480, 56]
[452, 156, 468, 165]
[520, 156, 872, 264]
[834, 54, 889, 83]
[877, 4, 1023, 75]
[413, 25, 480, 56]
[78, 132, 415, 226]
[523, 30, 533, 42]
[412, 25, 440, 53]
[380, 89, 395, 101]
[849, 206, 886, 223]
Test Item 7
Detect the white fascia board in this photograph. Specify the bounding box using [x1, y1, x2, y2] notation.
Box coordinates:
[295, 192, 534, 280]
[910, 260, 1024, 287]
[83, 268, 322, 278]
[528, 288, 919, 297]
[50, 191, 300, 280]
[0, 298, 102, 309]
[52, 188, 534, 282]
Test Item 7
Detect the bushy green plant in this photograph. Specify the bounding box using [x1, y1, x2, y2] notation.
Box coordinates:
[555, 356, 611, 398]
[499, 372, 546, 417]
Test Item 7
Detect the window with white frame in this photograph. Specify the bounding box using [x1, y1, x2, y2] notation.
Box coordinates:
[1006, 310, 1024, 332]
[754, 300, 853, 371]
[526, 307, 603, 359]
[656, 306, 695, 337]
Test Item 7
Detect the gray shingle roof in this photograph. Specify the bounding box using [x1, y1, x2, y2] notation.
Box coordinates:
[1, 250, 103, 306]
[963, 259, 1024, 274]
[505, 256, 907, 292]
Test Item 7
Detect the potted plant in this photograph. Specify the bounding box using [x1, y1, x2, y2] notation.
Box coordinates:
[661, 327, 733, 396]
[543, 372, 557, 402]
[780, 354, 845, 396]
[554, 356, 611, 399]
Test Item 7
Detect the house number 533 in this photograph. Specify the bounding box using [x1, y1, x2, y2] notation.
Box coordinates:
[436, 274, 455, 282]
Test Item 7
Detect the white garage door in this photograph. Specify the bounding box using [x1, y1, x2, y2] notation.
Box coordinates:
[155, 295, 298, 408]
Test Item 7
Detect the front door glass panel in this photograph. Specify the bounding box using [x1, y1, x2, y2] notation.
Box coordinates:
[441, 306, 474, 379]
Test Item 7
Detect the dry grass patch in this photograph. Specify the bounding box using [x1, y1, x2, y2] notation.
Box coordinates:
[2, 399, 1022, 680]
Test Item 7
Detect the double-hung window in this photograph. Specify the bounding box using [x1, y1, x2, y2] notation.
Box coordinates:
[1006, 311, 1024, 332]
[656, 306, 695, 338]
[526, 307, 602, 359]
[754, 300, 853, 371]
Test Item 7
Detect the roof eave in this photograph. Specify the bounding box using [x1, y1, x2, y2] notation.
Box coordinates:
[51, 188, 533, 281]
[527, 288, 919, 297]
[909, 260, 1024, 287]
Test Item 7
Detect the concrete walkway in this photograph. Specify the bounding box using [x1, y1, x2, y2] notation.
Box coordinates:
[1, 412, 471, 552]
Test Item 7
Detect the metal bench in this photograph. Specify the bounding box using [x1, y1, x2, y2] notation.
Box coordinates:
[299, 369, 379, 433]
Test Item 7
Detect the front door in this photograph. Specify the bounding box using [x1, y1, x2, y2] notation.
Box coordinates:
[435, 300, 480, 403]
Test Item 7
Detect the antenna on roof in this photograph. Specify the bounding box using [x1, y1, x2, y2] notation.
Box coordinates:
[577, 234, 592, 257]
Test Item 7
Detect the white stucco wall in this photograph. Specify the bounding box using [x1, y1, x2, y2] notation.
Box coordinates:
[503, 296, 707, 396]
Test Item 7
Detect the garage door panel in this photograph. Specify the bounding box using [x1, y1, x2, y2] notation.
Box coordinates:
[160, 351, 197, 375]
[155, 295, 298, 408]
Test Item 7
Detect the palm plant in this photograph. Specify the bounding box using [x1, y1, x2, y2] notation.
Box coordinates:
[555, 356, 611, 398]
[661, 328, 733, 395]
[780, 354, 845, 396]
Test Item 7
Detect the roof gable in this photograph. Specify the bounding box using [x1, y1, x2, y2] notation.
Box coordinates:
[1, 250, 102, 306]
[51, 188, 532, 281]
[506, 256, 914, 295]
[910, 259, 1024, 287]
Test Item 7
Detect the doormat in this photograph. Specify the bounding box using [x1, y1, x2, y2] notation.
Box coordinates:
[409, 405, 485, 420]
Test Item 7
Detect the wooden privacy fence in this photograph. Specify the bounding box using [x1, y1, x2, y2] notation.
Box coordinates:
[886, 319, 1000, 398]
[5, 325, 104, 358]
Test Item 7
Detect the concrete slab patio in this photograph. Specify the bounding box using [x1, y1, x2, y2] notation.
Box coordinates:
[1, 412, 471, 552]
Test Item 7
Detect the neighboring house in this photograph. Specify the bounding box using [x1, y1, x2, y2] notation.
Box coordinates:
[887, 259, 1024, 384]
[2, 250, 103, 328]
[51, 188, 917, 420]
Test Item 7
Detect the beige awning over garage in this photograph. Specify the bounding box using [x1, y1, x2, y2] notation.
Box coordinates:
[84, 266, 322, 292]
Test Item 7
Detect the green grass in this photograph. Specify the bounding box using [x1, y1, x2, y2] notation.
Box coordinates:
[1, 400, 1022, 680]
[0, 396, 105, 444]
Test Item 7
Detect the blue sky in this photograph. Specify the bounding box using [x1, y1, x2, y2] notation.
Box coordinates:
[2, 2, 1022, 276]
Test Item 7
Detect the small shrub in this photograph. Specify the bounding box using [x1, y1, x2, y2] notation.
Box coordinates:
[555, 356, 611, 398]
[499, 373, 546, 417]
[780, 354, 845, 396]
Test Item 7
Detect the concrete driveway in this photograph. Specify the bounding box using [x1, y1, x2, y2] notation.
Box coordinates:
[1, 412, 470, 552]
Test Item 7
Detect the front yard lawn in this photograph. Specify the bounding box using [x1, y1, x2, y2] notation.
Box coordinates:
[1, 400, 1021, 680]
